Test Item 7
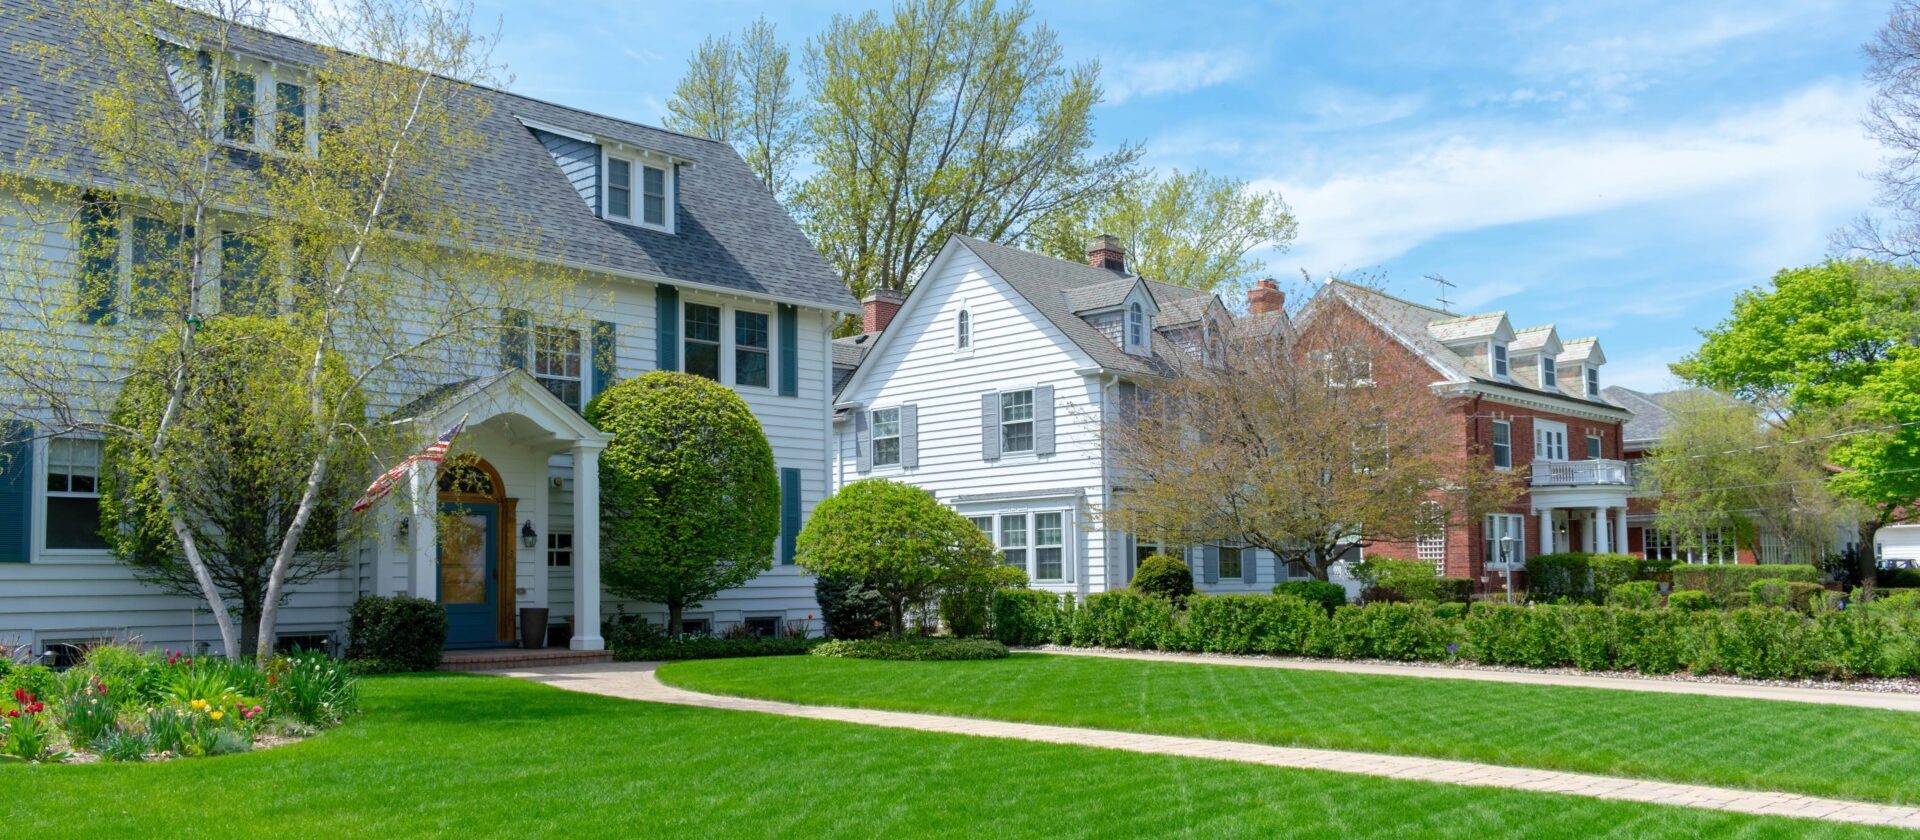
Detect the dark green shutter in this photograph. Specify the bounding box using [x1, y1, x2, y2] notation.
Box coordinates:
[591, 320, 617, 399]
[780, 467, 801, 565]
[500, 308, 530, 370]
[0, 422, 32, 563]
[77, 195, 118, 324]
[777, 303, 798, 397]
[655, 284, 679, 371]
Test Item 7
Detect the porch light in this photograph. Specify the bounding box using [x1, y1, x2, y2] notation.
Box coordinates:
[395, 516, 410, 543]
[520, 520, 538, 549]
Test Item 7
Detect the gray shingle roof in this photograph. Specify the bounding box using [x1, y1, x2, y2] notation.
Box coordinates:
[1601, 385, 1734, 446]
[831, 332, 879, 395]
[0, 0, 855, 313]
[1063, 278, 1139, 313]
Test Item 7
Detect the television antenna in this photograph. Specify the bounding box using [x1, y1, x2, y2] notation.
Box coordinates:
[1426, 273, 1456, 311]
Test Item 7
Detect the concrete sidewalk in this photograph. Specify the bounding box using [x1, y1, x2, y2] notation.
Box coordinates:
[494, 661, 1920, 831]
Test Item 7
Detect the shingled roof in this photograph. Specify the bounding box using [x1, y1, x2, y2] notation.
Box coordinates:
[0, 0, 855, 313]
[1601, 385, 1736, 447]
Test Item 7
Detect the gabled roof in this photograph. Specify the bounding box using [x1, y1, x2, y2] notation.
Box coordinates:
[831, 332, 879, 395]
[1147, 281, 1217, 327]
[0, 0, 856, 313]
[1602, 385, 1734, 446]
[1428, 311, 1512, 343]
[1508, 325, 1562, 356]
[1559, 337, 1605, 366]
[1064, 277, 1143, 313]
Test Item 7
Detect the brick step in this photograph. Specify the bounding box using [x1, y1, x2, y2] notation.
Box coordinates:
[438, 649, 614, 672]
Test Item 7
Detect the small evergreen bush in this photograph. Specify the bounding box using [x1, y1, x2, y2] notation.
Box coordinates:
[1184, 594, 1328, 656]
[1707, 608, 1820, 679]
[1434, 577, 1474, 604]
[1074, 590, 1180, 649]
[811, 637, 1008, 661]
[345, 595, 446, 672]
[1131, 555, 1196, 605]
[815, 572, 890, 640]
[991, 589, 1063, 647]
[1608, 580, 1659, 610]
[1461, 605, 1570, 668]
[1272, 580, 1347, 615]
[1312, 602, 1455, 661]
[1666, 590, 1717, 612]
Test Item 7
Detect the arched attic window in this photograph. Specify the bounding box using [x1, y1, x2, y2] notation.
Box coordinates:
[956, 309, 971, 350]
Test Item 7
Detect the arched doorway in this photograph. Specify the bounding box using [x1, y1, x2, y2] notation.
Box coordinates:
[436, 456, 518, 648]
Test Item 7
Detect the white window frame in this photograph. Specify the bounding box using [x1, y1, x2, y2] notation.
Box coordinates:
[1534, 419, 1568, 462]
[1586, 433, 1604, 460]
[1584, 366, 1601, 399]
[531, 323, 584, 410]
[1127, 302, 1144, 348]
[1490, 342, 1510, 379]
[1484, 513, 1525, 568]
[1647, 527, 1735, 564]
[600, 148, 675, 233]
[186, 53, 318, 156]
[673, 296, 780, 392]
[998, 513, 1029, 572]
[1000, 388, 1035, 454]
[732, 307, 772, 390]
[1540, 356, 1558, 391]
[973, 509, 1071, 582]
[43, 437, 107, 554]
[682, 301, 723, 382]
[1033, 512, 1065, 581]
[870, 407, 902, 468]
[1490, 420, 1512, 470]
[955, 307, 972, 352]
[604, 155, 634, 221]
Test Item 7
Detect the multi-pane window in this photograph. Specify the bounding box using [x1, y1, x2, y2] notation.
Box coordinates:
[1585, 366, 1601, 399]
[999, 514, 1028, 570]
[1491, 343, 1509, 378]
[1417, 503, 1446, 572]
[683, 303, 722, 381]
[1218, 544, 1243, 580]
[642, 165, 668, 226]
[220, 231, 270, 315]
[1534, 420, 1568, 462]
[734, 311, 770, 388]
[956, 310, 971, 350]
[967, 515, 992, 535]
[223, 68, 256, 143]
[547, 532, 573, 567]
[46, 438, 106, 550]
[1127, 302, 1144, 347]
[1540, 356, 1558, 390]
[1648, 528, 1735, 564]
[870, 407, 901, 467]
[534, 324, 583, 409]
[1483, 513, 1525, 568]
[274, 81, 306, 153]
[1000, 389, 1034, 453]
[1490, 420, 1512, 469]
[1586, 434, 1603, 460]
[129, 217, 187, 320]
[1033, 512, 1064, 580]
[605, 158, 632, 220]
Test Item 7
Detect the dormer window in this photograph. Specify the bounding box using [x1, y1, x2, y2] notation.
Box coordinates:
[1128, 302, 1144, 347]
[160, 41, 316, 156]
[1491, 343, 1509, 378]
[222, 68, 256, 143]
[1540, 356, 1557, 391]
[603, 150, 673, 232]
[1585, 366, 1600, 399]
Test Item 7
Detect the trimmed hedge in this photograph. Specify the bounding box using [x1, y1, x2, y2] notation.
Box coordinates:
[811, 637, 1009, 661]
[1608, 580, 1659, 610]
[1131, 555, 1195, 604]
[1525, 553, 1644, 604]
[991, 589, 1065, 647]
[1671, 564, 1819, 607]
[1185, 595, 1325, 656]
[612, 635, 814, 661]
[1667, 590, 1717, 612]
[346, 595, 446, 673]
[1749, 578, 1825, 614]
[1273, 580, 1347, 615]
[1074, 590, 1181, 650]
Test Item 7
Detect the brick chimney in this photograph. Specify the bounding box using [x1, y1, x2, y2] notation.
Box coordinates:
[1247, 278, 1284, 315]
[862, 289, 906, 334]
[1087, 234, 1126, 272]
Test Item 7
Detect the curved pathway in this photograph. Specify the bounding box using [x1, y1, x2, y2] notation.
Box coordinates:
[494, 661, 1920, 830]
[1027, 647, 1920, 713]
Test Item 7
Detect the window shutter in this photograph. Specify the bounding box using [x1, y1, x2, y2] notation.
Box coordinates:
[854, 410, 872, 473]
[779, 467, 801, 565]
[655, 284, 679, 371]
[1034, 384, 1055, 456]
[1243, 548, 1259, 585]
[1124, 534, 1137, 584]
[1201, 544, 1219, 584]
[777, 303, 798, 397]
[899, 404, 918, 470]
[77, 195, 118, 325]
[0, 422, 30, 563]
[1062, 519, 1076, 584]
[500, 308, 530, 370]
[980, 392, 1001, 461]
[591, 320, 617, 400]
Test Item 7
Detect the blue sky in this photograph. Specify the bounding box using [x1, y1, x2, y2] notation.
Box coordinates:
[473, 0, 1890, 391]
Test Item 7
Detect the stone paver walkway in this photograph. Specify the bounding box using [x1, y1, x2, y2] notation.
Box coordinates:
[494, 661, 1920, 830]
[1031, 647, 1920, 713]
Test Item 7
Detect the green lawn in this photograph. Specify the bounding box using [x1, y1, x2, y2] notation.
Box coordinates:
[0, 674, 1892, 838]
[659, 653, 1920, 807]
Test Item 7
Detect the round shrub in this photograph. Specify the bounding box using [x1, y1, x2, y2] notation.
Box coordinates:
[1131, 555, 1196, 604]
[1273, 580, 1347, 615]
[815, 572, 890, 640]
[346, 595, 446, 672]
[1608, 580, 1660, 610]
[810, 637, 1009, 661]
[797, 478, 1000, 636]
[1666, 590, 1717, 612]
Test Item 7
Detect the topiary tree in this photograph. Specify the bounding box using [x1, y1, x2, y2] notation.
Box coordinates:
[797, 478, 998, 636]
[1131, 554, 1195, 605]
[589, 371, 780, 634]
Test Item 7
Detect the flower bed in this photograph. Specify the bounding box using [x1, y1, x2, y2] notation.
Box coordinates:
[0, 644, 359, 764]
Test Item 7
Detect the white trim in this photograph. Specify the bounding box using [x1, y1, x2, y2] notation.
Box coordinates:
[1436, 381, 1633, 423]
[514, 116, 594, 143]
[599, 150, 674, 233]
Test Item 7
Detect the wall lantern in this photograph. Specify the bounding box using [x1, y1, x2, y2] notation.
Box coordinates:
[395, 516, 410, 544]
[520, 520, 539, 550]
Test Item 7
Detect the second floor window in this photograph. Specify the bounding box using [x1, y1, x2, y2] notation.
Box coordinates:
[223, 68, 256, 143]
[956, 309, 971, 350]
[1491, 420, 1512, 469]
[1540, 356, 1558, 390]
[1586, 434, 1603, 460]
[1535, 421, 1568, 462]
[221, 231, 271, 315]
[1491, 343, 1509, 378]
[734, 311, 770, 388]
[870, 407, 901, 467]
[1001, 389, 1034, 453]
[606, 158, 632, 220]
[534, 324, 582, 409]
[684, 302, 721, 381]
[273, 81, 306, 153]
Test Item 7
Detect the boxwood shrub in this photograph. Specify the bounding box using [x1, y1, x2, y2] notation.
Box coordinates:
[1184, 594, 1327, 656]
[1072, 590, 1181, 650]
[1461, 605, 1569, 668]
[1272, 580, 1348, 614]
[346, 595, 446, 673]
[1748, 578, 1825, 614]
[1311, 602, 1456, 661]
[1608, 580, 1659, 610]
[1131, 555, 1196, 605]
[991, 589, 1064, 647]
[1666, 590, 1718, 612]
[811, 637, 1009, 661]
[1670, 563, 1819, 606]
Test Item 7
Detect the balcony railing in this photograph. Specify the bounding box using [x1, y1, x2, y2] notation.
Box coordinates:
[1531, 458, 1631, 487]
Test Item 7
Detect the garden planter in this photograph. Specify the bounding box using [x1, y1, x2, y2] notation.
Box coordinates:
[519, 607, 549, 649]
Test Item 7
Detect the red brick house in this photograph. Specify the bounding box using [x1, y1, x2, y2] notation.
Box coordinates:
[1301, 282, 1636, 593]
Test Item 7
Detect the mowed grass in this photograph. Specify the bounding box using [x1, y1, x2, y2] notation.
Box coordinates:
[659, 653, 1920, 806]
[0, 674, 1893, 839]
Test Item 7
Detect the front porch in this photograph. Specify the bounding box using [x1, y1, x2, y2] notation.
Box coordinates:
[1530, 458, 1634, 555]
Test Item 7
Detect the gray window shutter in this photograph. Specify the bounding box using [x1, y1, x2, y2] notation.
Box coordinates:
[779, 468, 801, 565]
[1243, 548, 1260, 585]
[1034, 384, 1055, 456]
[899, 404, 918, 469]
[591, 320, 617, 400]
[0, 422, 31, 563]
[1201, 544, 1219, 584]
[1124, 533, 1137, 583]
[854, 410, 872, 473]
[655, 284, 679, 371]
[980, 392, 1001, 461]
[777, 304, 799, 397]
[500, 308, 530, 370]
[1063, 519, 1076, 584]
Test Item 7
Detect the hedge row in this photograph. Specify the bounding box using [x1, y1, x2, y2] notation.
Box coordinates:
[991, 590, 1920, 680]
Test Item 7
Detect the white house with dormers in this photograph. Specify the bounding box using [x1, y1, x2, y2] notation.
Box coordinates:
[831, 234, 1310, 596]
[0, 3, 854, 658]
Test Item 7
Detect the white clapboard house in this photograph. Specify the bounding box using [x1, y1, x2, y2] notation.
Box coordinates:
[0, 2, 855, 657]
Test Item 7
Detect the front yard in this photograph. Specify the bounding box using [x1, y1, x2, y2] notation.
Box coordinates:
[658, 652, 1920, 806]
[1, 672, 1895, 838]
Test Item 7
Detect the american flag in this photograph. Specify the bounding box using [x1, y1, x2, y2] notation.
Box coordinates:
[350, 417, 467, 513]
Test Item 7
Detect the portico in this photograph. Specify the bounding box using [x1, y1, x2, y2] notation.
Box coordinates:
[1531, 458, 1633, 556]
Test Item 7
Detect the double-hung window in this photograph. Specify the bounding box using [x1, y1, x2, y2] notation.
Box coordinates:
[534, 324, 583, 409]
[998, 514, 1029, 570]
[979, 512, 1067, 581]
[1491, 343, 1509, 378]
[220, 231, 270, 315]
[1490, 420, 1512, 469]
[1585, 366, 1601, 399]
[129, 217, 187, 320]
[683, 302, 722, 381]
[273, 81, 306, 153]
[1586, 433, 1603, 460]
[223, 68, 256, 143]
[605, 158, 633, 220]
[1540, 356, 1558, 390]
[1218, 544, 1243, 581]
[46, 438, 106, 550]
[642, 165, 668, 227]
[1033, 513, 1064, 580]
[870, 407, 901, 467]
[1483, 513, 1524, 568]
[734, 310, 770, 388]
[1000, 389, 1034, 453]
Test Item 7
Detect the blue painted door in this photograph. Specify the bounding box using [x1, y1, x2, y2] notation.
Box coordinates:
[438, 503, 498, 648]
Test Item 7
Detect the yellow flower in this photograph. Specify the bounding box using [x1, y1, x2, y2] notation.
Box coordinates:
[190, 698, 208, 711]
[209, 710, 224, 721]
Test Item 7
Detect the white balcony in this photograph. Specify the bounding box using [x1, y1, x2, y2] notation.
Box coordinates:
[1530, 458, 1631, 488]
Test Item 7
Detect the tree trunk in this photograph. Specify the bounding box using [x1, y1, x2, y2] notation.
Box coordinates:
[1860, 519, 1882, 595]
[667, 601, 684, 636]
[887, 598, 906, 638]
[240, 604, 262, 659]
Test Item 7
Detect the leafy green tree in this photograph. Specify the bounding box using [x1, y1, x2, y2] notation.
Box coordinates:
[589, 371, 780, 635]
[663, 18, 800, 195]
[797, 478, 999, 636]
[101, 316, 368, 656]
[1031, 168, 1298, 295]
[664, 33, 740, 142]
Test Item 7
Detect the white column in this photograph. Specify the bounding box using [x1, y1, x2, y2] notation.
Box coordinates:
[1536, 508, 1552, 557]
[570, 443, 606, 651]
[1614, 508, 1630, 556]
[408, 459, 438, 601]
[1593, 506, 1611, 553]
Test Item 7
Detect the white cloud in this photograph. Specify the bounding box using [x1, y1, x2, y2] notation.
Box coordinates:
[1510, 6, 1806, 110]
[1266, 82, 1879, 278]
[1104, 49, 1254, 104]
[1604, 344, 1699, 392]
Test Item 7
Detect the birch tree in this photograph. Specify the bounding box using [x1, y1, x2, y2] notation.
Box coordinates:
[0, 0, 576, 659]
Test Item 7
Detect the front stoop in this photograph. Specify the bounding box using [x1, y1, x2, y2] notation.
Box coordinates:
[438, 648, 614, 672]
